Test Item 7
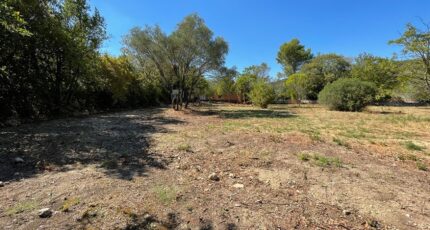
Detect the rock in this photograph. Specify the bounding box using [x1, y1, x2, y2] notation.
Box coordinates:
[234, 203, 241, 207]
[143, 213, 153, 221]
[38, 208, 52, 218]
[232, 183, 244, 189]
[178, 223, 191, 230]
[342, 209, 352, 216]
[255, 200, 263, 204]
[228, 173, 235, 178]
[0, 181, 4, 187]
[208, 173, 220, 181]
[14, 157, 24, 164]
[369, 220, 380, 228]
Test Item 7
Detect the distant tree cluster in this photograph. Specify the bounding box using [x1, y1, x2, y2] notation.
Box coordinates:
[276, 23, 430, 111]
[1, 0, 430, 123]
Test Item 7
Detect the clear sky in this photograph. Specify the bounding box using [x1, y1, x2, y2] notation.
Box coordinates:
[90, 0, 430, 77]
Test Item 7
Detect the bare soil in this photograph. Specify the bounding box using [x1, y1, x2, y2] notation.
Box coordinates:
[0, 104, 429, 230]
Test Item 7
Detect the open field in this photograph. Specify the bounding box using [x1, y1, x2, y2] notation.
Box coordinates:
[0, 103, 429, 229]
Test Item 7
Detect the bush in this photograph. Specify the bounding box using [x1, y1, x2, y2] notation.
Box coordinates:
[249, 80, 275, 108]
[318, 78, 376, 111]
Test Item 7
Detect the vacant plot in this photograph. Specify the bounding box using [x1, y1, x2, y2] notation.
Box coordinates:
[0, 104, 429, 229]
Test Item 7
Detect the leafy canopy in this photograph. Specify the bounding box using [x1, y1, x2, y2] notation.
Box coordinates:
[277, 39, 313, 75]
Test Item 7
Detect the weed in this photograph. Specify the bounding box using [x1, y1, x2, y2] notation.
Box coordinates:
[152, 185, 177, 205]
[404, 141, 425, 151]
[333, 137, 350, 148]
[313, 154, 342, 167]
[298, 153, 311, 161]
[61, 197, 80, 212]
[177, 143, 191, 152]
[417, 162, 428, 171]
[6, 200, 39, 215]
[298, 152, 342, 168]
[398, 154, 420, 162]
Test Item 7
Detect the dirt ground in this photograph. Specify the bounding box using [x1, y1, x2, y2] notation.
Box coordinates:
[0, 103, 429, 230]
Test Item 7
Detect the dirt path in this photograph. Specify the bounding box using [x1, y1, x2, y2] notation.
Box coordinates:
[0, 107, 429, 229]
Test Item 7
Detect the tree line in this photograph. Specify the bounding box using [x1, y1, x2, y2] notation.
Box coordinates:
[1, 0, 430, 124]
[210, 23, 430, 111]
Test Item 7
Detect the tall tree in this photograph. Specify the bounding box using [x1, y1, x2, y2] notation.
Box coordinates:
[0, 0, 106, 119]
[277, 39, 313, 75]
[351, 53, 399, 100]
[389, 22, 430, 94]
[124, 14, 228, 110]
[235, 63, 269, 103]
[212, 67, 237, 100]
[301, 54, 351, 100]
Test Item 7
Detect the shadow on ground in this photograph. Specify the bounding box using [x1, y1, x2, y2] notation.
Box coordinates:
[121, 212, 237, 230]
[0, 108, 183, 181]
[190, 108, 295, 119]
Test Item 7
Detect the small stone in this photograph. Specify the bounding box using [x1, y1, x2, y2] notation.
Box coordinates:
[233, 183, 244, 189]
[178, 223, 191, 230]
[234, 203, 241, 207]
[228, 173, 235, 178]
[208, 173, 220, 181]
[0, 181, 4, 187]
[143, 213, 152, 221]
[343, 209, 352, 216]
[255, 200, 263, 204]
[38, 208, 52, 218]
[14, 157, 24, 163]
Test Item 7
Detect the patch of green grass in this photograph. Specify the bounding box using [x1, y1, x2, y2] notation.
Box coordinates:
[177, 143, 191, 152]
[152, 185, 177, 205]
[404, 141, 425, 151]
[298, 152, 342, 168]
[398, 154, 420, 162]
[417, 162, 428, 171]
[333, 137, 350, 148]
[6, 200, 39, 215]
[300, 129, 322, 141]
[313, 154, 343, 168]
[298, 152, 312, 161]
[60, 197, 80, 212]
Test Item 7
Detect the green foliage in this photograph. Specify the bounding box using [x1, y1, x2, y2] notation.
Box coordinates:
[285, 73, 308, 101]
[99, 55, 162, 108]
[277, 39, 313, 75]
[404, 141, 425, 151]
[390, 22, 430, 96]
[248, 79, 275, 108]
[297, 152, 342, 168]
[212, 67, 237, 98]
[234, 63, 269, 103]
[0, 1, 32, 36]
[319, 78, 377, 111]
[313, 155, 342, 168]
[301, 54, 351, 100]
[352, 54, 400, 101]
[0, 0, 107, 120]
[124, 14, 228, 109]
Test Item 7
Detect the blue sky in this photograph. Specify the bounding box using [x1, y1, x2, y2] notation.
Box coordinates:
[90, 0, 430, 77]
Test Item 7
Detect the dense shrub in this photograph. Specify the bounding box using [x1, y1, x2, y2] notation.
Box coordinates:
[249, 79, 275, 108]
[318, 78, 376, 111]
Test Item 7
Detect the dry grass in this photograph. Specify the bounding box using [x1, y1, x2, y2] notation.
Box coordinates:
[1, 103, 429, 229]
